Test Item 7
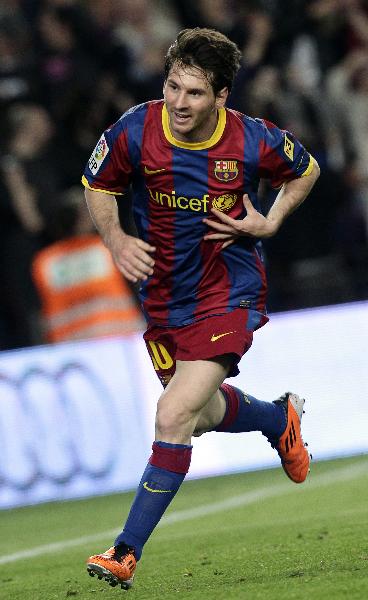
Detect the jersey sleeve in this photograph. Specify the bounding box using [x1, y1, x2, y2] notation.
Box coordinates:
[257, 119, 313, 189]
[82, 116, 133, 196]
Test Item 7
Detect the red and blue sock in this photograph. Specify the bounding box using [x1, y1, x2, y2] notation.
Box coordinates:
[114, 441, 192, 560]
[215, 383, 286, 440]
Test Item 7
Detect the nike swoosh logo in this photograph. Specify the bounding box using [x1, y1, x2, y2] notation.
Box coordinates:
[211, 331, 236, 342]
[144, 166, 166, 175]
[143, 481, 172, 493]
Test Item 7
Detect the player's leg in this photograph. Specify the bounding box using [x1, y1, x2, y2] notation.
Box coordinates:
[113, 356, 232, 549]
[87, 355, 232, 588]
[194, 384, 286, 439]
[170, 309, 310, 484]
[194, 383, 310, 484]
[154, 355, 232, 443]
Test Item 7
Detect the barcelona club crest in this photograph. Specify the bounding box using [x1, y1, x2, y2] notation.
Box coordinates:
[214, 160, 238, 182]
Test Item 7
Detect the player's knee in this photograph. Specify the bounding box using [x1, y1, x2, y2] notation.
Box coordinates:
[155, 403, 195, 437]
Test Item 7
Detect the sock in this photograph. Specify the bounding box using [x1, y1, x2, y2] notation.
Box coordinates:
[114, 441, 192, 560]
[215, 383, 286, 440]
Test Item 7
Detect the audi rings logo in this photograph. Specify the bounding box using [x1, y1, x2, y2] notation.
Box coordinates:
[0, 362, 119, 490]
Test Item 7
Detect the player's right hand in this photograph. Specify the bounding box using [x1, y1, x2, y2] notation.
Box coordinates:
[109, 232, 156, 283]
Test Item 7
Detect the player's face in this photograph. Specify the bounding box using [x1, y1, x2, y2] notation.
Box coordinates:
[163, 64, 228, 143]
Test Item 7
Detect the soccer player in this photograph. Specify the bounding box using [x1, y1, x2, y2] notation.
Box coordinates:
[82, 28, 320, 590]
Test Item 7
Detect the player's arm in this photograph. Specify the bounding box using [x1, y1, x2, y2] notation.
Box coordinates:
[85, 187, 155, 283]
[260, 157, 321, 236]
[204, 158, 320, 243]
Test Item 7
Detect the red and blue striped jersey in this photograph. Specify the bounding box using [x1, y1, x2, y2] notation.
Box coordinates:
[82, 100, 313, 327]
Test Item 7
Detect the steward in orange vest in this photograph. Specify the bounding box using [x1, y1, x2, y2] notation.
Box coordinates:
[32, 189, 145, 343]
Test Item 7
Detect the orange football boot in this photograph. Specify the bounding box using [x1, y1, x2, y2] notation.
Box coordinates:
[87, 546, 136, 590]
[272, 392, 311, 483]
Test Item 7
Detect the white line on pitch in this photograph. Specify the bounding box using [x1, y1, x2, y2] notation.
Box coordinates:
[0, 461, 366, 566]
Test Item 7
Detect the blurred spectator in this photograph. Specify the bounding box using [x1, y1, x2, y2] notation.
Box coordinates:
[32, 187, 145, 344]
[326, 50, 368, 228]
[174, 0, 246, 48]
[263, 166, 364, 311]
[32, 3, 99, 123]
[106, 0, 179, 102]
[0, 12, 35, 118]
[0, 103, 56, 350]
[3, 103, 69, 222]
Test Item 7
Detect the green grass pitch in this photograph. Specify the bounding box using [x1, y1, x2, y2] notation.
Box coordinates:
[1, 454, 367, 599]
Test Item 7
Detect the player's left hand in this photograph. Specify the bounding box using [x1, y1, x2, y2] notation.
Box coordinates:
[203, 193, 277, 248]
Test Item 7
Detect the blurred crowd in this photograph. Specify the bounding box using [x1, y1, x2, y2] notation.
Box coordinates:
[0, 0, 367, 350]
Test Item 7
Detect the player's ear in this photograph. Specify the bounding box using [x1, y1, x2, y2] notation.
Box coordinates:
[215, 87, 228, 109]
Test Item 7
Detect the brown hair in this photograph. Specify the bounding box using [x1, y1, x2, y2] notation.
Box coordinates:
[164, 28, 242, 95]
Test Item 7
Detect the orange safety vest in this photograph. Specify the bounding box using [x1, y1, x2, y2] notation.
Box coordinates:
[32, 235, 145, 343]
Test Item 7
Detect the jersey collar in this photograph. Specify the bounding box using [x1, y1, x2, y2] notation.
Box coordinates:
[162, 104, 226, 150]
